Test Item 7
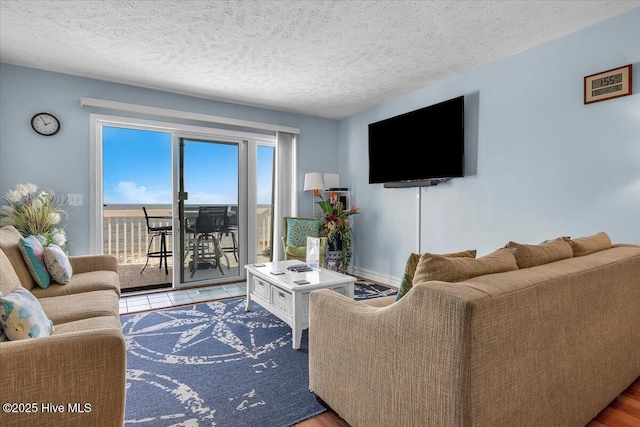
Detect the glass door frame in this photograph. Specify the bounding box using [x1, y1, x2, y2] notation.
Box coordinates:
[172, 132, 248, 288]
[90, 113, 276, 289]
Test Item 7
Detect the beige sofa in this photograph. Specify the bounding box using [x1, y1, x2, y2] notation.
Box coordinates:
[309, 234, 640, 426]
[0, 225, 125, 427]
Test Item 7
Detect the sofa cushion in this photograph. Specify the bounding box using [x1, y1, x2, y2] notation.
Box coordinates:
[0, 226, 35, 290]
[30, 270, 120, 298]
[413, 248, 518, 285]
[0, 248, 22, 296]
[568, 231, 612, 257]
[44, 244, 73, 285]
[396, 249, 477, 300]
[0, 286, 54, 340]
[19, 235, 51, 289]
[38, 290, 119, 325]
[505, 238, 573, 269]
[52, 315, 123, 335]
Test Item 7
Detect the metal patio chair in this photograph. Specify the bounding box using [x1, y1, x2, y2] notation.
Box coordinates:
[187, 205, 230, 277]
[141, 206, 172, 275]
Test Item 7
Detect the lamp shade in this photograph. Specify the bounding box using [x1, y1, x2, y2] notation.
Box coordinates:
[304, 172, 325, 192]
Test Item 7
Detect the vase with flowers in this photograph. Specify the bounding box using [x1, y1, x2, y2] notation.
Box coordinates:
[314, 189, 360, 273]
[1, 183, 69, 253]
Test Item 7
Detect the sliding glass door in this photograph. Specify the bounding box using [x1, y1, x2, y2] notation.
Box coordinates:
[102, 126, 173, 291]
[94, 115, 277, 291]
[178, 137, 242, 286]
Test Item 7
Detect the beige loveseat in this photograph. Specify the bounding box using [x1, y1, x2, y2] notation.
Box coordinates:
[0, 225, 125, 427]
[309, 233, 640, 426]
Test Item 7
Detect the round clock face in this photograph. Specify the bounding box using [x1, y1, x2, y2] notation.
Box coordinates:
[31, 112, 60, 136]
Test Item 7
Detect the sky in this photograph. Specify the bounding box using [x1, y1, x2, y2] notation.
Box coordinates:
[103, 126, 274, 205]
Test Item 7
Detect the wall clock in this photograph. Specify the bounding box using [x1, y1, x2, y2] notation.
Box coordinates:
[31, 112, 60, 136]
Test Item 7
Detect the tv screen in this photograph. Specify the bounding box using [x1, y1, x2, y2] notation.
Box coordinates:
[368, 96, 464, 185]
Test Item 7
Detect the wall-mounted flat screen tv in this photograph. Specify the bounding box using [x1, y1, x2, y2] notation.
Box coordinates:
[368, 95, 464, 186]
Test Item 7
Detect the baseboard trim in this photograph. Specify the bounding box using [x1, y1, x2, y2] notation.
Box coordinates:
[351, 266, 401, 288]
[121, 282, 172, 294]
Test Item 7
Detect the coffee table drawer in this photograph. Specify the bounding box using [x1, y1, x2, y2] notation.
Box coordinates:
[271, 286, 292, 315]
[253, 277, 271, 300]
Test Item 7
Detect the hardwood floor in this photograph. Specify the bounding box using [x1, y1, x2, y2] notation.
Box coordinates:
[297, 377, 640, 427]
[587, 377, 640, 427]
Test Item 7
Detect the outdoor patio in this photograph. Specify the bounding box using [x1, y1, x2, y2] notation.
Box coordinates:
[106, 204, 272, 292]
[118, 247, 245, 292]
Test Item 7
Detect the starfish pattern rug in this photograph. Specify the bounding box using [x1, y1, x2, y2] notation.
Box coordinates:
[121, 281, 396, 426]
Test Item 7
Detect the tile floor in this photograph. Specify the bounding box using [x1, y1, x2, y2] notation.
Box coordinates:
[119, 282, 247, 315]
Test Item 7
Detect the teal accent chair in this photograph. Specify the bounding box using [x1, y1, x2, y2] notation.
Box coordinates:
[281, 217, 327, 267]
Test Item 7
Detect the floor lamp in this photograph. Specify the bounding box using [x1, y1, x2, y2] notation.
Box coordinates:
[303, 172, 325, 216]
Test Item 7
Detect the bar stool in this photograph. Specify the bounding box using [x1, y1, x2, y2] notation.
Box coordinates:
[141, 207, 172, 275]
[188, 205, 229, 277]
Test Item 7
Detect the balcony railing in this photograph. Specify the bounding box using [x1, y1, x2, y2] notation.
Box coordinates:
[103, 204, 272, 265]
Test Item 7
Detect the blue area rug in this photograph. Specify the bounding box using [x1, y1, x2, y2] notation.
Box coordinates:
[121, 282, 396, 426]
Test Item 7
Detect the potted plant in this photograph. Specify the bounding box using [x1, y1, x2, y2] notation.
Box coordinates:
[1, 183, 69, 252]
[314, 190, 359, 273]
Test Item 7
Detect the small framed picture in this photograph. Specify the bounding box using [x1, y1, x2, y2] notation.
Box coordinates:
[584, 64, 632, 105]
[333, 191, 350, 210]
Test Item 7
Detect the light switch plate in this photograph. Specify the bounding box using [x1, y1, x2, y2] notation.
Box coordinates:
[68, 193, 83, 206]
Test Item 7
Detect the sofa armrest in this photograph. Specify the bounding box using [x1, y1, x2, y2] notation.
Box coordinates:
[612, 243, 640, 248]
[69, 254, 118, 274]
[309, 282, 485, 427]
[0, 329, 126, 427]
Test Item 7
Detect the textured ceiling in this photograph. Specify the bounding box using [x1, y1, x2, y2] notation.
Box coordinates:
[1, 1, 639, 119]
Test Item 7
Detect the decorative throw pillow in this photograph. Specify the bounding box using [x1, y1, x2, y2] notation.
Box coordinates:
[568, 232, 612, 257]
[18, 235, 51, 289]
[44, 244, 73, 285]
[505, 238, 573, 269]
[396, 249, 477, 301]
[413, 248, 518, 286]
[285, 218, 320, 247]
[0, 287, 54, 340]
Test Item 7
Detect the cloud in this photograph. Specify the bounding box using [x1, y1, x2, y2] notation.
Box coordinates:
[187, 191, 228, 205]
[104, 181, 238, 205]
[105, 181, 171, 204]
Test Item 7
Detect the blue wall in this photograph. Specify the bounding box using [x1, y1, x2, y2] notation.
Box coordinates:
[1, 9, 638, 284]
[340, 9, 640, 284]
[0, 64, 339, 254]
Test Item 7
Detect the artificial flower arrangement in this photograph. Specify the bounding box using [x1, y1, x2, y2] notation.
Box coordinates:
[1, 183, 69, 252]
[314, 189, 360, 272]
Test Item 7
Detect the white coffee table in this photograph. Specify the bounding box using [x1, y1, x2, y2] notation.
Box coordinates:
[244, 260, 356, 349]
